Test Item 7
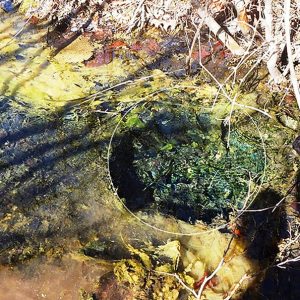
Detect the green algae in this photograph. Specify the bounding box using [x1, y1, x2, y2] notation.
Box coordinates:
[110, 103, 266, 223]
[0, 83, 298, 299]
[0, 5, 299, 300]
[113, 241, 182, 300]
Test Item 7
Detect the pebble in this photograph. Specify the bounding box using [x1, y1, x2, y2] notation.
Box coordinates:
[278, 114, 298, 131]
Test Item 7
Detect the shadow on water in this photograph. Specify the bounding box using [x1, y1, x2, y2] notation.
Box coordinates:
[243, 257, 300, 300]
[240, 189, 300, 299]
[0, 98, 112, 263]
[0, 7, 95, 96]
[256, 262, 300, 300]
[1, 11, 298, 298]
[109, 106, 266, 224]
[0, 10, 191, 267]
[109, 132, 154, 211]
[109, 114, 198, 220]
[242, 189, 287, 263]
[1, 3, 190, 111]
[109, 129, 199, 221]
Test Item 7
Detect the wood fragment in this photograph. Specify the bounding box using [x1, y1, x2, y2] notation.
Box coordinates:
[198, 8, 245, 56]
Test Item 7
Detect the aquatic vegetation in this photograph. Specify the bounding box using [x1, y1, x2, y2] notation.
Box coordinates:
[0, 2, 299, 299]
[111, 104, 265, 223]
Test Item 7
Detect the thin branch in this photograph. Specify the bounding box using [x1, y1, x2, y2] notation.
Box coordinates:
[284, 0, 300, 109]
[155, 271, 198, 298]
[264, 0, 285, 84]
[277, 256, 300, 268]
[224, 273, 251, 300]
[197, 7, 245, 56]
[197, 258, 224, 299]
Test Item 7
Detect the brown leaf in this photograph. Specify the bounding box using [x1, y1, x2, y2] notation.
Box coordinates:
[238, 9, 250, 35]
[107, 40, 128, 49]
[85, 50, 114, 67]
[130, 41, 143, 52]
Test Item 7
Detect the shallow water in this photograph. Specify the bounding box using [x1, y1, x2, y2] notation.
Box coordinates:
[0, 9, 300, 300]
[0, 84, 298, 299]
[0, 254, 110, 300]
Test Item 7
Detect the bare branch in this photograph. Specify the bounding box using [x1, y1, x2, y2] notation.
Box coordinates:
[224, 273, 251, 300]
[264, 0, 285, 84]
[284, 0, 300, 108]
[196, 258, 224, 299]
[277, 256, 300, 269]
[197, 8, 245, 56]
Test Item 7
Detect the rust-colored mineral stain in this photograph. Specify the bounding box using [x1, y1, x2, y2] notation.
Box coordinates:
[0, 256, 110, 300]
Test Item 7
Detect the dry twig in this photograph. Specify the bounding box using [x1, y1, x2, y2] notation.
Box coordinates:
[284, 0, 300, 108]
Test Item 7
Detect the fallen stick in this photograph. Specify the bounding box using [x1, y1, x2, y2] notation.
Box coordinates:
[197, 8, 245, 56]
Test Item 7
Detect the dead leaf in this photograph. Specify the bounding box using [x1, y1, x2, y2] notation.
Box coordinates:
[238, 9, 250, 35]
[85, 50, 114, 67]
[107, 40, 128, 49]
